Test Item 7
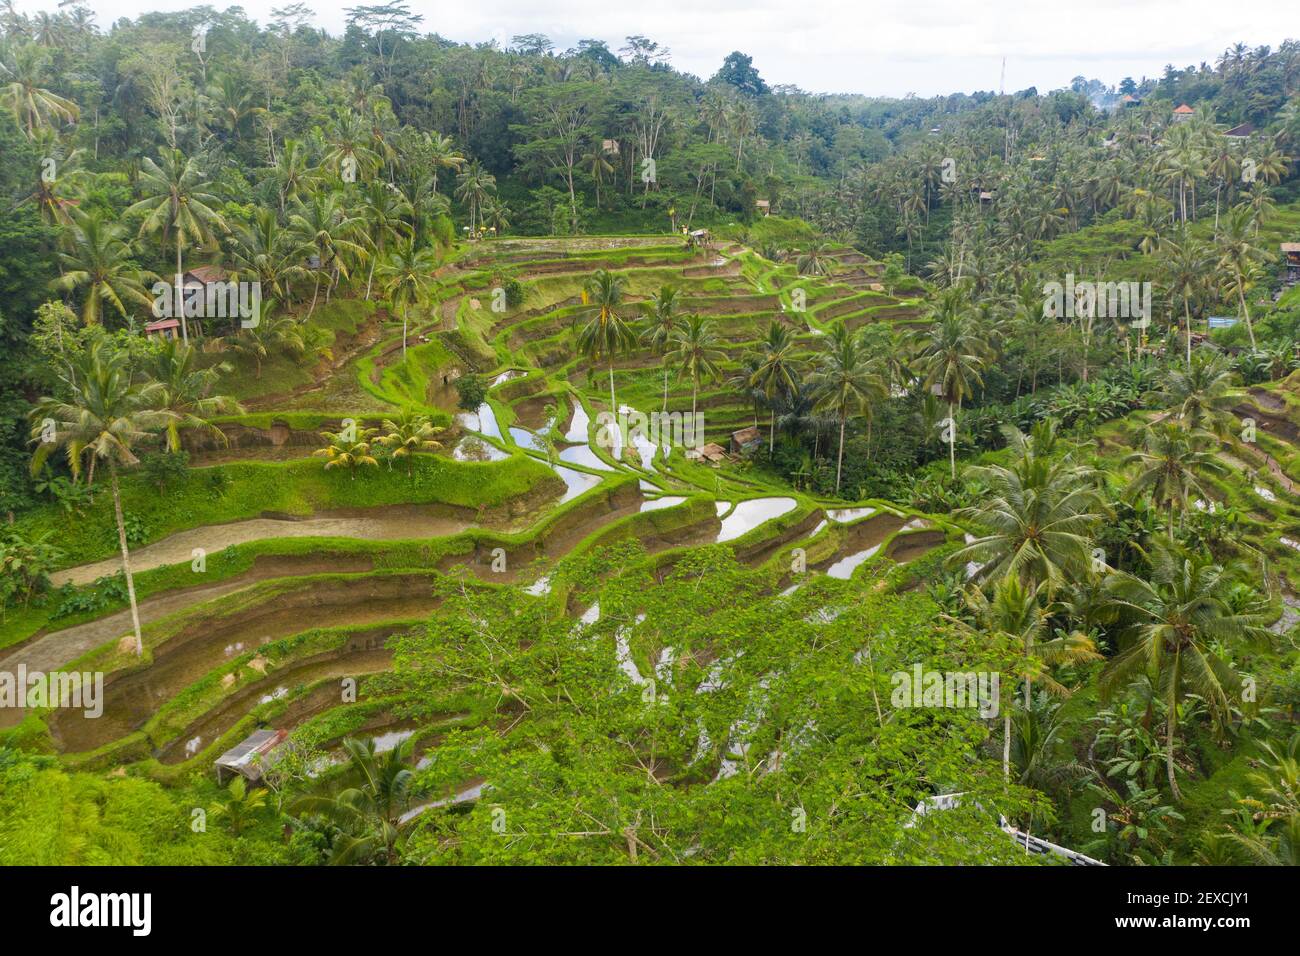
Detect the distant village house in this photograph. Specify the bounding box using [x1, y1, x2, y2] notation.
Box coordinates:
[1224, 122, 1256, 142]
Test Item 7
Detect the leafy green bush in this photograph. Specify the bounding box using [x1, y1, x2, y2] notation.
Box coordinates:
[139, 450, 190, 492]
[455, 373, 488, 411]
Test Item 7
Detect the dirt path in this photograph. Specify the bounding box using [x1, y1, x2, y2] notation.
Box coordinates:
[1, 548, 377, 675]
[51, 506, 474, 588]
[440, 292, 462, 331]
[0, 577, 257, 675]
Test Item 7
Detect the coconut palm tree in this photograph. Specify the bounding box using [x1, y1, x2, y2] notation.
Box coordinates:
[1101, 546, 1270, 800]
[1123, 421, 1227, 540]
[1159, 229, 1212, 364]
[314, 425, 379, 479]
[796, 242, 834, 277]
[1156, 125, 1206, 223]
[806, 325, 886, 494]
[640, 284, 682, 414]
[127, 148, 228, 345]
[289, 192, 366, 316]
[423, 131, 465, 196]
[858, 323, 912, 398]
[913, 298, 989, 477]
[1244, 182, 1277, 232]
[399, 177, 453, 248]
[225, 207, 306, 308]
[729, 97, 757, 169]
[1150, 351, 1238, 434]
[290, 736, 422, 864]
[28, 340, 169, 654]
[954, 424, 1106, 594]
[728, 353, 767, 429]
[54, 212, 154, 326]
[0, 42, 79, 137]
[454, 160, 496, 236]
[1205, 143, 1240, 233]
[18, 131, 85, 226]
[1216, 205, 1267, 350]
[748, 321, 803, 456]
[147, 338, 242, 452]
[271, 138, 317, 214]
[962, 577, 1099, 779]
[581, 146, 614, 210]
[481, 197, 511, 236]
[576, 269, 638, 417]
[205, 73, 264, 143]
[667, 314, 726, 418]
[378, 410, 444, 476]
[209, 776, 268, 836]
[375, 238, 436, 362]
[323, 109, 381, 183]
[359, 180, 412, 299]
[229, 302, 307, 379]
[1224, 734, 1300, 863]
[1009, 697, 1089, 804]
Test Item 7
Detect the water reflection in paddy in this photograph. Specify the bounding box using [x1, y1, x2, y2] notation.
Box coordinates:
[508, 426, 548, 452]
[827, 506, 875, 523]
[452, 436, 508, 461]
[715, 497, 797, 543]
[551, 464, 602, 503]
[565, 404, 590, 442]
[640, 496, 685, 513]
[456, 402, 501, 439]
[558, 444, 616, 471]
[826, 543, 882, 579]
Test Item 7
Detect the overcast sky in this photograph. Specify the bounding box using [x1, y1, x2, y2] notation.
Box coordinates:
[15, 0, 1294, 97]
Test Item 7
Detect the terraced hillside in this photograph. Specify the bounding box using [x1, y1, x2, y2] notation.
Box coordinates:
[4, 236, 1026, 863]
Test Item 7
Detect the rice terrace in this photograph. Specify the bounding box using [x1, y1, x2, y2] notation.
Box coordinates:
[1, 1, 1300, 898]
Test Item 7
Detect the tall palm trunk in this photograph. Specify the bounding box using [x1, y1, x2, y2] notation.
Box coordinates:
[109, 460, 144, 656]
[662, 367, 669, 416]
[835, 411, 846, 494]
[1003, 714, 1011, 780]
[402, 303, 408, 362]
[948, 401, 957, 478]
[1166, 694, 1182, 801]
[176, 239, 188, 346]
[308, 270, 321, 317]
[608, 360, 618, 458]
[1238, 284, 1257, 350]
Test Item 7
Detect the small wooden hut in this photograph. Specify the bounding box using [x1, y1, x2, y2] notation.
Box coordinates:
[215, 729, 287, 785]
